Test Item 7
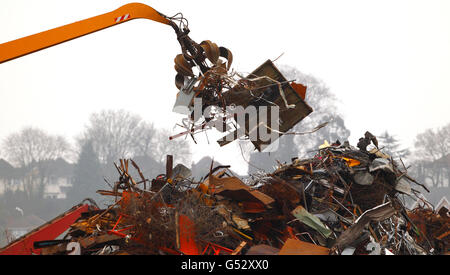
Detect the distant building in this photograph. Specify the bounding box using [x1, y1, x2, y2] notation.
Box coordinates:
[0, 159, 19, 192]
[0, 158, 74, 199]
[40, 158, 74, 199]
[191, 156, 222, 181]
[129, 155, 164, 180]
[190, 156, 244, 182]
[0, 159, 14, 178]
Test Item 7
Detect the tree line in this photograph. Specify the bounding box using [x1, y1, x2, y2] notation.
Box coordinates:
[0, 109, 191, 228]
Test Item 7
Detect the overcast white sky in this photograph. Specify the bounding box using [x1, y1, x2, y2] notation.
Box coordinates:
[1, 0, 449, 174]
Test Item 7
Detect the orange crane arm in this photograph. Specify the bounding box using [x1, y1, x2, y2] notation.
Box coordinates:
[0, 2, 171, 64]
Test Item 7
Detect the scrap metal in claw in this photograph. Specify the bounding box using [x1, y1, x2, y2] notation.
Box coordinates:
[167, 13, 314, 150]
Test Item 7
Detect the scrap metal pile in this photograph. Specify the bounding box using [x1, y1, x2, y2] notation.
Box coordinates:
[38, 133, 448, 255]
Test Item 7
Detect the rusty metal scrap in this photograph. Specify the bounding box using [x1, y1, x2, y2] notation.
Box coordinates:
[32, 132, 448, 255]
[278, 238, 330, 255]
[171, 59, 314, 151]
[332, 201, 400, 251]
[407, 206, 450, 254]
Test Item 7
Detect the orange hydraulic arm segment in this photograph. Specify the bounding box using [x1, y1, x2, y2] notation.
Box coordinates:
[0, 2, 171, 64]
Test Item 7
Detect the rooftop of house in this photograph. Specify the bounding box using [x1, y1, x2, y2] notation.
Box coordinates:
[6, 214, 46, 229]
[0, 158, 74, 179]
[0, 159, 15, 178]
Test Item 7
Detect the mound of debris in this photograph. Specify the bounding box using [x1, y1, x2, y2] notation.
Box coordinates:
[37, 133, 448, 255]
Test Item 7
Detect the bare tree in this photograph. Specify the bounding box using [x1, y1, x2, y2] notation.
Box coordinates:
[153, 130, 191, 166]
[411, 122, 450, 188]
[247, 66, 351, 174]
[414, 124, 450, 162]
[79, 109, 191, 183]
[280, 65, 351, 157]
[80, 109, 154, 164]
[1, 127, 72, 199]
[131, 121, 157, 157]
[378, 131, 410, 160]
[408, 124, 450, 206]
[2, 127, 71, 167]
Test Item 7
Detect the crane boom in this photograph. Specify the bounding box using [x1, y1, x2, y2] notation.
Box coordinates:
[0, 2, 171, 64]
[0, 2, 314, 152]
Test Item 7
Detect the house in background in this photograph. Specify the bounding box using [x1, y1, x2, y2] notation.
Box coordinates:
[41, 158, 74, 199]
[0, 159, 19, 193]
[0, 158, 74, 199]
